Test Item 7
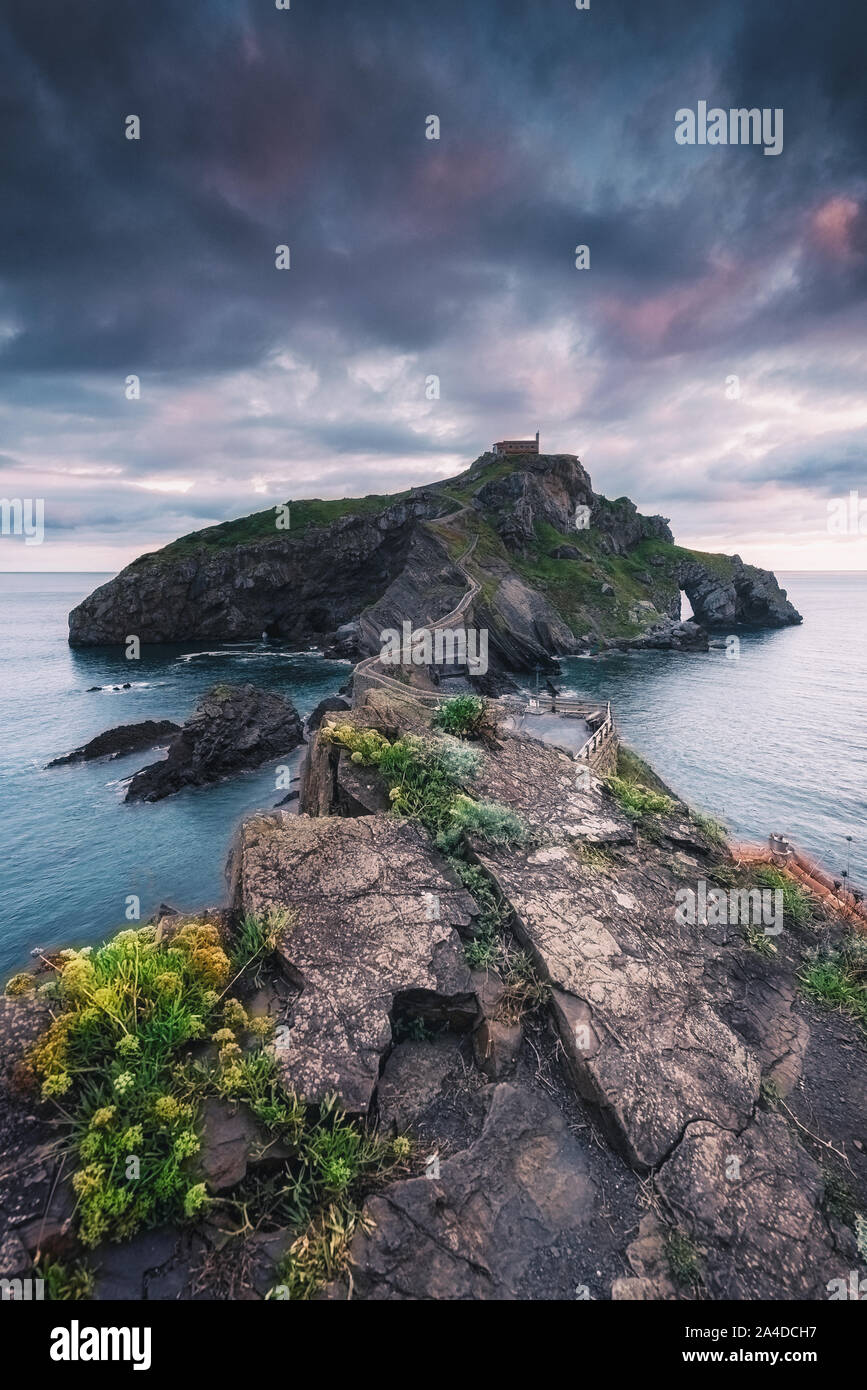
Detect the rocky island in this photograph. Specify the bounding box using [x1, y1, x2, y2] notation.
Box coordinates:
[67, 451, 801, 677]
[46, 720, 181, 768]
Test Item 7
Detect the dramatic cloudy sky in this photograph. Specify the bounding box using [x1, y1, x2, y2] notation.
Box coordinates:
[1, 0, 865, 572]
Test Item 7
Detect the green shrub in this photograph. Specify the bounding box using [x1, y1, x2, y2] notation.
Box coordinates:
[324, 721, 524, 858]
[230, 908, 294, 978]
[261, 1092, 409, 1300]
[378, 736, 461, 838]
[392, 1015, 434, 1043]
[463, 932, 501, 971]
[269, 1202, 361, 1302]
[450, 858, 546, 1011]
[436, 796, 527, 852]
[690, 811, 728, 847]
[433, 695, 488, 739]
[431, 735, 481, 783]
[25, 913, 407, 1298]
[451, 861, 509, 936]
[30, 922, 232, 1246]
[35, 1257, 94, 1301]
[665, 1229, 702, 1288]
[5, 971, 36, 996]
[304, 1094, 392, 1197]
[822, 1168, 859, 1225]
[320, 722, 390, 766]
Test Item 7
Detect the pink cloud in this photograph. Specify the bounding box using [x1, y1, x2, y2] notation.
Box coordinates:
[598, 258, 748, 351]
[810, 196, 861, 258]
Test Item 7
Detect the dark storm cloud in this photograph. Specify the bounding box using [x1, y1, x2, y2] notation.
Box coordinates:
[0, 0, 865, 568]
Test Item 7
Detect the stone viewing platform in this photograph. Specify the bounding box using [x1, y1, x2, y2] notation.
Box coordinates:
[497, 694, 616, 770]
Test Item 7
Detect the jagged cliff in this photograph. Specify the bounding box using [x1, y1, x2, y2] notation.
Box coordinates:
[68, 452, 801, 669]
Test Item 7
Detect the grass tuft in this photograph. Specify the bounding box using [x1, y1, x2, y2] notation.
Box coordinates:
[690, 811, 728, 847]
[752, 865, 813, 928]
[665, 1228, 702, 1288]
[35, 1257, 95, 1301]
[799, 934, 867, 1031]
[740, 922, 778, 958]
[605, 775, 674, 820]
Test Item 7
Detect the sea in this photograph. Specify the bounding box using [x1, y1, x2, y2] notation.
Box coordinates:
[0, 570, 864, 976]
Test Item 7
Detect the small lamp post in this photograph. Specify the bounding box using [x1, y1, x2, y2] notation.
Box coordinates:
[845, 835, 853, 889]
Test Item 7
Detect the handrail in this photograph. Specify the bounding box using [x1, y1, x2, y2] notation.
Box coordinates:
[354, 532, 480, 695]
[350, 535, 618, 763]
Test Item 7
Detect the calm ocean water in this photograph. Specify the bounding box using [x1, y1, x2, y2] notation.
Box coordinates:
[0, 573, 352, 975]
[0, 570, 864, 975]
[559, 572, 866, 896]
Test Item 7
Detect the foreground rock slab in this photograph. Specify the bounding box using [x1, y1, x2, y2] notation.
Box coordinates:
[126, 684, 303, 802]
[340, 1083, 596, 1299]
[230, 813, 478, 1113]
[656, 1110, 843, 1299]
[375, 1036, 462, 1133]
[478, 840, 760, 1168]
[197, 1098, 290, 1193]
[471, 731, 630, 843]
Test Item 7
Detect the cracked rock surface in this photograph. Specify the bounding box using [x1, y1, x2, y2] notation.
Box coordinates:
[338, 1083, 597, 1300]
[478, 839, 761, 1168]
[656, 1110, 842, 1299]
[230, 813, 478, 1113]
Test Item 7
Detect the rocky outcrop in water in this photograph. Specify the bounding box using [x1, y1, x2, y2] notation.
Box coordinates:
[125, 684, 303, 802]
[615, 617, 707, 652]
[46, 719, 180, 768]
[676, 553, 801, 629]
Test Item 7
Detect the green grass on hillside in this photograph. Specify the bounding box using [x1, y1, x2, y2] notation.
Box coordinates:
[508, 521, 679, 639]
[132, 491, 415, 567]
[800, 936, 867, 1030]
